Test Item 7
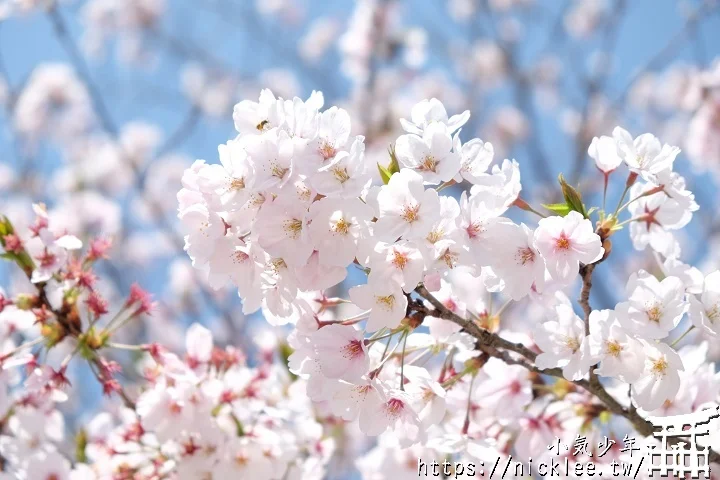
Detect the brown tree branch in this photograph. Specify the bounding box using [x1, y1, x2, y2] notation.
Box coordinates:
[414, 284, 720, 464]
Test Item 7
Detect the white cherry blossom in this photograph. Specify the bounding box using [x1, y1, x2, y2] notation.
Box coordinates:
[688, 270, 720, 337]
[534, 304, 593, 381]
[394, 122, 460, 184]
[374, 168, 440, 241]
[615, 270, 687, 339]
[533, 211, 604, 285]
[349, 283, 408, 332]
[631, 341, 683, 411]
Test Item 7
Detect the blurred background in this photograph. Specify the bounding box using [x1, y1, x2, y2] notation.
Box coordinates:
[0, 0, 719, 475]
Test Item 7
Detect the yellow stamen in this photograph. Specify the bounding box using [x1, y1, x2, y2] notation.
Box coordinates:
[376, 295, 395, 311]
[651, 357, 668, 376]
[605, 340, 623, 357]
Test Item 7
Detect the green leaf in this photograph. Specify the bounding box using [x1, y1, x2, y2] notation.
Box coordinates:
[542, 203, 572, 216]
[378, 145, 401, 184]
[378, 162, 393, 184]
[75, 429, 88, 463]
[0, 252, 19, 262]
[558, 173, 588, 218]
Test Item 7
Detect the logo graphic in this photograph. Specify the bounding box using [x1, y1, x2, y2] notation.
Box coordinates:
[647, 405, 720, 479]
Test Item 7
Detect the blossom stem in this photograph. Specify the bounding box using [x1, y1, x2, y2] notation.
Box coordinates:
[616, 186, 665, 215]
[406, 348, 433, 367]
[399, 331, 409, 391]
[0, 336, 43, 361]
[670, 325, 695, 348]
[440, 366, 471, 389]
[614, 216, 643, 228]
[461, 373, 478, 435]
[435, 179, 457, 193]
[373, 330, 408, 373]
[339, 310, 372, 325]
[602, 172, 609, 212]
[612, 184, 632, 218]
[108, 342, 146, 351]
[366, 326, 403, 344]
[513, 197, 547, 218]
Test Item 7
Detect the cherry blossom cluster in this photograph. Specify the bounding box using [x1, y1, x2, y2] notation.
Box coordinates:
[176, 89, 720, 476]
[78, 324, 331, 479]
[0, 207, 333, 479]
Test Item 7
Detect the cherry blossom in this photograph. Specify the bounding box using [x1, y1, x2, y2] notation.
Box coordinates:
[533, 211, 604, 285]
[631, 341, 683, 411]
[688, 270, 720, 337]
[349, 283, 408, 332]
[374, 168, 441, 241]
[587, 309, 645, 383]
[615, 270, 687, 339]
[534, 304, 594, 381]
[394, 122, 460, 184]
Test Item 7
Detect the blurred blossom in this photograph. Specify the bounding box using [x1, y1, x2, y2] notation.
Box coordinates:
[299, 17, 341, 62]
[123, 231, 175, 265]
[57, 121, 161, 195]
[629, 72, 658, 111]
[258, 69, 301, 100]
[467, 41, 507, 88]
[499, 17, 524, 44]
[81, 0, 165, 63]
[403, 28, 427, 69]
[181, 63, 238, 117]
[483, 106, 529, 156]
[448, 0, 476, 21]
[0, 163, 15, 191]
[686, 98, 720, 178]
[143, 154, 193, 214]
[564, 0, 606, 38]
[14, 64, 93, 144]
[49, 191, 122, 237]
[489, 0, 534, 12]
[655, 65, 704, 112]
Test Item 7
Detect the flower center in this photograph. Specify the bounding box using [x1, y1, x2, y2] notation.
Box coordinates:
[342, 340, 364, 360]
[441, 248, 458, 269]
[332, 166, 350, 183]
[419, 155, 438, 172]
[333, 217, 351, 235]
[651, 357, 668, 376]
[230, 177, 245, 190]
[466, 221, 484, 239]
[375, 295, 395, 311]
[283, 219, 303, 239]
[296, 183, 312, 202]
[319, 141, 337, 160]
[555, 234, 571, 251]
[271, 163, 289, 179]
[646, 304, 662, 323]
[516, 247, 535, 265]
[707, 304, 720, 322]
[391, 250, 409, 270]
[427, 228, 444, 244]
[269, 258, 287, 273]
[563, 335, 580, 352]
[384, 398, 406, 418]
[605, 340, 623, 358]
[233, 251, 250, 264]
[401, 204, 420, 223]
